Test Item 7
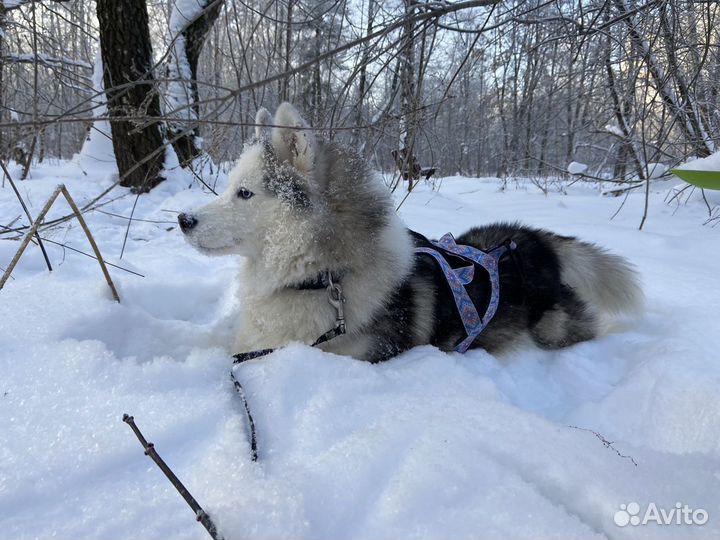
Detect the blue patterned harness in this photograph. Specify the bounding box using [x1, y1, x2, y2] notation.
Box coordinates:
[415, 233, 516, 353]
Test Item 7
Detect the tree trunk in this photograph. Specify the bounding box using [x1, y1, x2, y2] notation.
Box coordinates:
[398, 0, 417, 190]
[165, 0, 223, 166]
[281, 0, 294, 102]
[0, 5, 6, 161]
[354, 0, 375, 139]
[96, 0, 165, 192]
[605, 28, 644, 182]
[310, 25, 322, 125]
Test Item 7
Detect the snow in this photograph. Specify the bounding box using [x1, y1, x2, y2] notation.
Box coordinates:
[604, 124, 625, 138]
[164, 0, 207, 131]
[645, 162, 668, 179]
[1, 162, 720, 539]
[169, 0, 208, 31]
[676, 150, 720, 172]
[75, 53, 116, 176]
[567, 161, 588, 175]
[2, 52, 93, 70]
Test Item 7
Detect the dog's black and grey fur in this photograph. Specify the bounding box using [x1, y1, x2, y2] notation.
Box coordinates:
[180, 103, 642, 362]
[363, 224, 635, 362]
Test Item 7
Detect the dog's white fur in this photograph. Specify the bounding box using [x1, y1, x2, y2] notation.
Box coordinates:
[183, 103, 413, 356]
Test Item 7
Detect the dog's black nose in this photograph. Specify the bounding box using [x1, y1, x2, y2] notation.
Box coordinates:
[178, 212, 198, 232]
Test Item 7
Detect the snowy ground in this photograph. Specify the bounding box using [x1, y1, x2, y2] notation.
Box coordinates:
[1, 156, 719, 539]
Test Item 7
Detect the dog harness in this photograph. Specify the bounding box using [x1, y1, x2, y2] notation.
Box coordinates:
[415, 233, 516, 353]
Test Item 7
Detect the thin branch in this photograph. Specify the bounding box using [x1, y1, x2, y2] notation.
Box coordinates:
[0, 160, 52, 272]
[122, 414, 224, 540]
[569, 425, 638, 466]
[0, 184, 121, 303]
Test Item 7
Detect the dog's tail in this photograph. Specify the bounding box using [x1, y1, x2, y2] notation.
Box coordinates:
[555, 237, 643, 315]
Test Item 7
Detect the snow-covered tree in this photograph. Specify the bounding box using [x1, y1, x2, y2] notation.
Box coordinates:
[164, 0, 223, 166]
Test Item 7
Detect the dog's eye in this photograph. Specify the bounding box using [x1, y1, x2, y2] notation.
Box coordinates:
[236, 188, 254, 200]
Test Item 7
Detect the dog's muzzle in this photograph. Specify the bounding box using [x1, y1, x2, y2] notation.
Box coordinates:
[178, 212, 198, 232]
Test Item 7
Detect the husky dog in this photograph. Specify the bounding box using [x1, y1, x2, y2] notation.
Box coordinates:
[179, 103, 642, 362]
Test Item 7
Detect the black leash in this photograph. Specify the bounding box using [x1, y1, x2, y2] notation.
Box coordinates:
[229, 370, 259, 461]
[230, 272, 347, 461]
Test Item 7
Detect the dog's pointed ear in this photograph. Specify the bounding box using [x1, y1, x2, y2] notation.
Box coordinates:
[271, 102, 316, 176]
[255, 107, 272, 139]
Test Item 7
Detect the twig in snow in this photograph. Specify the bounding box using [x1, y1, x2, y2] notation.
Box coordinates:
[58, 185, 120, 301]
[186, 164, 219, 196]
[610, 189, 632, 221]
[93, 209, 177, 225]
[0, 178, 124, 236]
[602, 183, 644, 197]
[36, 236, 145, 277]
[3, 216, 22, 230]
[120, 192, 141, 259]
[0, 185, 63, 291]
[0, 160, 53, 272]
[0, 184, 121, 302]
[1, 223, 145, 277]
[700, 188, 714, 218]
[568, 425, 638, 466]
[0, 266, 14, 281]
[122, 414, 224, 540]
[664, 183, 692, 208]
[703, 207, 720, 228]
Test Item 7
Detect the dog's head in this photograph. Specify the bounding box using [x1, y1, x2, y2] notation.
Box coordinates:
[179, 103, 324, 258]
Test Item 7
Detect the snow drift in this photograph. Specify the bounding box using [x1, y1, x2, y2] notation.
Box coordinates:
[1, 162, 719, 539]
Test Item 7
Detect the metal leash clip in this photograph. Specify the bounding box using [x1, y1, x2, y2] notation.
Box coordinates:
[326, 273, 346, 334]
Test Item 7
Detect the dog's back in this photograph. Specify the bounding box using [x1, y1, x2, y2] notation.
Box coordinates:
[451, 224, 642, 354]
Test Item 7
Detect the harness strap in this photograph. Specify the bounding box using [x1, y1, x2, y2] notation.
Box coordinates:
[311, 324, 346, 347]
[232, 323, 346, 366]
[289, 270, 343, 291]
[416, 233, 515, 353]
[233, 348, 274, 363]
